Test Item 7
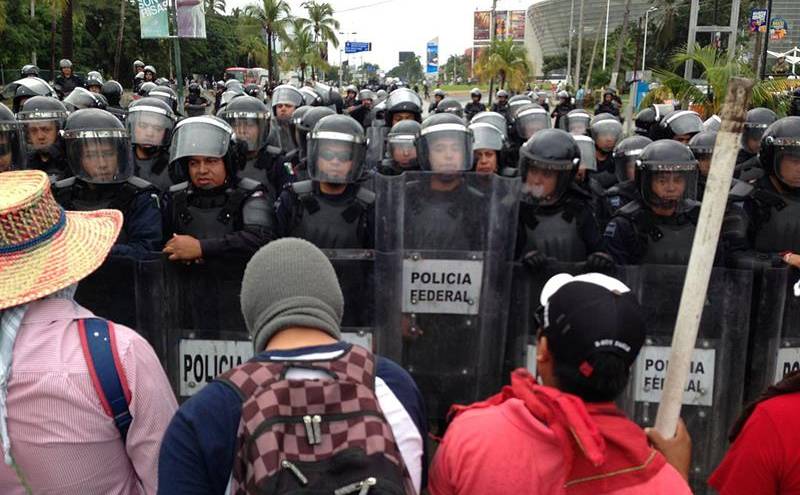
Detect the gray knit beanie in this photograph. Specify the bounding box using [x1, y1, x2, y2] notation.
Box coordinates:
[241, 238, 344, 352]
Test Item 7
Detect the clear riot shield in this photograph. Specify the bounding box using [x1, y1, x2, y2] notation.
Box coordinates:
[374, 171, 520, 425]
[619, 265, 753, 494]
[365, 125, 388, 171]
[75, 256, 166, 363]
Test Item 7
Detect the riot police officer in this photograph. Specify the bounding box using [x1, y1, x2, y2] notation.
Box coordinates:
[471, 111, 508, 141]
[143, 65, 157, 83]
[132, 60, 145, 91]
[465, 88, 486, 122]
[515, 129, 609, 269]
[470, 121, 505, 175]
[603, 135, 652, 221]
[213, 80, 226, 113]
[595, 89, 620, 117]
[652, 109, 704, 144]
[21, 64, 39, 78]
[512, 104, 550, 144]
[740, 117, 800, 259]
[535, 91, 550, 112]
[428, 88, 446, 114]
[589, 114, 624, 188]
[101, 80, 127, 122]
[343, 85, 358, 109]
[274, 114, 374, 249]
[53, 59, 84, 97]
[53, 108, 162, 260]
[384, 87, 423, 127]
[491, 89, 510, 119]
[0, 103, 25, 172]
[378, 119, 421, 176]
[269, 84, 305, 153]
[185, 82, 211, 117]
[163, 116, 274, 262]
[687, 130, 718, 201]
[604, 140, 705, 265]
[17, 96, 71, 182]
[435, 98, 465, 119]
[86, 72, 104, 94]
[737, 108, 777, 172]
[4, 77, 57, 114]
[345, 89, 376, 130]
[127, 97, 176, 192]
[561, 109, 591, 136]
[791, 88, 800, 117]
[288, 106, 336, 180]
[219, 95, 290, 200]
[551, 91, 575, 130]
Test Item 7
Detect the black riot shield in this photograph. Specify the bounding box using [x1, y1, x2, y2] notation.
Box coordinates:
[619, 265, 753, 494]
[744, 267, 788, 402]
[75, 255, 166, 362]
[374, 171, 520, 425]
[163, 258, 252, 400]
[321, 249, 376, 350]
[365, 125, 388, 171]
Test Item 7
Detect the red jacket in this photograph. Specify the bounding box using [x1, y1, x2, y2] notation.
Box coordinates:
[429, 369, 691, 495]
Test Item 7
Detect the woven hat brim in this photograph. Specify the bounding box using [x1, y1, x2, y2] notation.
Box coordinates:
[0, 209, 123, 310]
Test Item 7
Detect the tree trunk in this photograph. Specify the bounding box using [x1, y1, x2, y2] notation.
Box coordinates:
[113, 0, 126, 81]
[584, 14, 604, 90]
[61, 0, 73, 60]
[609, 0, 631, 89]
[50, 0, 58, 83]
[266, 27, 274, 84]
[300, 64, 306, 84]
[574, 0, 585, 87]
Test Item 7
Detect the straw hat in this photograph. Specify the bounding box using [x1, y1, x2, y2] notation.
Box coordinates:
[0, 170, 122, 310]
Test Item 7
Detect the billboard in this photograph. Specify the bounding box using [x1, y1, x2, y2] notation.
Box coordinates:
[399, 51, 416, 64]
[138, 0, 170, 38]
[474, 11, 491, 41]
[177, 0, 207, 38]
[494, 11, 508, 39]
[510, 10, 525, 40]
[426, 38, 439, 74]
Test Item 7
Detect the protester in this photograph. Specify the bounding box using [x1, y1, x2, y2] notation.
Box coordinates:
[429, 273, 692, 494]
[0, 169, 177, 494]
[158, 238, 426, 494]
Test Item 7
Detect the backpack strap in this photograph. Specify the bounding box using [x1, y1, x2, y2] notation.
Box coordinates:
[77, 318, 133, 442]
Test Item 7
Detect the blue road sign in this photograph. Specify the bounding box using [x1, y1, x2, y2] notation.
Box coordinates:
[345, 41, 372, 54]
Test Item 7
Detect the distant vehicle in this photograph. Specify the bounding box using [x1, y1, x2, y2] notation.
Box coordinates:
[224, 67, 269, 85]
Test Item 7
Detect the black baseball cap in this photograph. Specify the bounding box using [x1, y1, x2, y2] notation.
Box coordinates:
[538, 273, 646, 377]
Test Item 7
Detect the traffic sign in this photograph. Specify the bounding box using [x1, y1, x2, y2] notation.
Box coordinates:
[345, 41, 372, 54]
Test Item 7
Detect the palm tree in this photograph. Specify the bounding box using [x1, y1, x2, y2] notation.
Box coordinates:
[62, 0, 74, 60]
[244, 0, 292, 84]
[280, 19, 313, 83]
[652, 0, 685, 54]
[205, 0, 226, 15]
[301, 1, 339, 81]
[475, 38, 531, 91]
[113, 0, 127, 80]
[644, 44, 800, 116]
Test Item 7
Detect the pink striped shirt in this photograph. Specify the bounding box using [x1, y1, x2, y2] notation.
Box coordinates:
[0, 298, 178, 495]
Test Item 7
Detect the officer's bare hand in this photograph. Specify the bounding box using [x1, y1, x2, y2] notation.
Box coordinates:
[164, 234, 203, 262]
[645, 419, 692, 481]
[783, 252, 800, 269]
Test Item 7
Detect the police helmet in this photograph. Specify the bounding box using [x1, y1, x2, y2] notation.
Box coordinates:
[138, 81, 157, 97]
[169, 115, 243, 183]
[219, 95, 271, 154]
[63, 87, 105, 112]
[307, 114, 367, 184]
[613, 135, 653, 183]
[759, 116, 800, 190]
[59, 59, 73, 69]
[101, 81, 124, 106]
[417, 113, 472, 173]
[17, 97, 69, 155]
[562, 109, 591, 136]
[471, 111, 508, 140]
[63, 108, 133, 184]
[21, 65, 40, 78]
[518, 128, 580, 205]
[655, 110, 704, 142]
[148, 86, 179, 114]
[126, 97, 176, 150]
[513, 104, 550, 141]
[386, 119, 421, 172]
[742, 107, 778, 151]
[294, 106, 336, 157]
[470, 88, 482, 98]
[385, 88, 423, 125]
[0, 103, 26, 171]
[590, 114, 624, 153]
[635, 139, 698, 209]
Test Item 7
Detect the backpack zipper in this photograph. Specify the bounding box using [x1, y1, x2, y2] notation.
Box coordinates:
[249, 410, 387, 448]
[280, 459, 309, 485]
[334, 477, 377, 495]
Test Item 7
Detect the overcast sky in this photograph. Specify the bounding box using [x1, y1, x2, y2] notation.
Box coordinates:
[225, 0, 532, 70]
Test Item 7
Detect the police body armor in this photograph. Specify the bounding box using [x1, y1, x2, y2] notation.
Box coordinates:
[404, 181, 486, 250]
[169, 177, 262, 240]
[752, 192, 800, 254]
[239, 145, 285, 199]
[619, 200, 699, 265]
[519, 199, 587, 262]
[53, 176, 157, 245]
[288, 180, 374, 249]
[106, 106, 127, 124]
[134, 150, 172, 192]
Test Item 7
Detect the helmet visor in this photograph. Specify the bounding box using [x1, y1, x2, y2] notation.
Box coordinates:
[520, 157, 575, 205]
[774, 141, 800, 189]
[307, 132, 366, 184]
[272, 86, 304, 108]
[386, 135, 418, 170]
[515, 109, 550, 140]
[639, 164, 698, 208]
[574, 137, 597, 172]
[592, 120, 623, 152]
[64, 129, 133, 183]
[566, 114, 591, 135]
[418, 126, 473, 173]
[127, 107, 175, 147]
[665, 111, 704, 137]
[470, 123, 504, 151]
[169, 118, 232, 164]
[223, 112, 270, 152]
[0, 123, 25, 171]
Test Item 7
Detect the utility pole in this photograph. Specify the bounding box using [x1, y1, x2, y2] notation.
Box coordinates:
[602, 0, 610, 71]
[759, 0, 773, 80]
[488, 0, 498, 106]
[610, 0, 632, 89]
[574, 0, 585, 87]
[31, 0, 37, 66]
[567, 0, 575, 86]
[171, 0, 184, 109]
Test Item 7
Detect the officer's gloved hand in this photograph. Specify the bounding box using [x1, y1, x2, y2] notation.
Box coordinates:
[585, 251, 616, 275]
[522, 250, 549, 272]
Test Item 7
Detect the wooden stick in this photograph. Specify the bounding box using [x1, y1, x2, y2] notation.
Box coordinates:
[653, 77, 754, 438]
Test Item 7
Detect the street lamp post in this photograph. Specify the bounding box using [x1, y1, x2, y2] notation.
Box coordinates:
[602, 0, 610, 71]
[642, 7, 658, 74]
[338, 31, 357, 88]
